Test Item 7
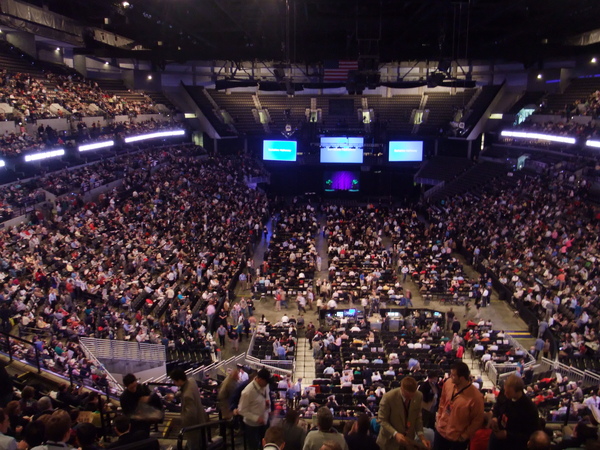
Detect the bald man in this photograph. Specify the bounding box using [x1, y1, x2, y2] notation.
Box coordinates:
[527, 431, 551, 450]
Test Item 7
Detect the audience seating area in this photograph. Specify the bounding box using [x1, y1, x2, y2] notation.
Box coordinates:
[192, 89, 479, 137]
[260, 204, 318, 300]
[427, 157, 600, 375]
[304, 323, 460, 418]
[418, 90, 476, 135]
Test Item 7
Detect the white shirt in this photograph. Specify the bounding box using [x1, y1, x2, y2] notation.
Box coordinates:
[584, 396, 600, 410]
[238, 380, 270, 426]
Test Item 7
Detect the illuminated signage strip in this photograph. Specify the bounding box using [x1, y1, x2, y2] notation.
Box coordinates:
[124, 129, 185, 143]
[586, 140, 600, 148]
[79, 140, 115, 152]
[25, 149, 65, 162]
[500, 130, 576, 145]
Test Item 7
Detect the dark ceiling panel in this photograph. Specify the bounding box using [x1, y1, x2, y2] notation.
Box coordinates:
[14, 0, 600, 63]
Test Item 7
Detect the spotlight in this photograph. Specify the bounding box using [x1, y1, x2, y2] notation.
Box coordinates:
[537, 74, 543, 79]
[147, 75, 153, 80]
[122, 1, 130, 7]
[56, 47, 60, 51]
[592, 57, 597, 64]
[104, 61, 109, 65]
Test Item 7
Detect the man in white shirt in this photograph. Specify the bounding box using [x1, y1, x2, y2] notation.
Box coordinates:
[239, 369, 272, 450]
[584, 391, 600, 413]
[238, 366, 249, 383]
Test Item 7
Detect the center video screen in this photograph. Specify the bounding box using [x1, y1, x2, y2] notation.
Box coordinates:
[263, 140, 297, 161]
[389, 141, 424, 162]
[320, 137, 364, 163]
[323, 171, 360, 192]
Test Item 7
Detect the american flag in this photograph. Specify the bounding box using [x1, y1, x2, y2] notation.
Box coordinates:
[323, 60, 358, 82]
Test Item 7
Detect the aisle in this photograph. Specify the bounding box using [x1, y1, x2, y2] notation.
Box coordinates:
[294, 338, 316, 388]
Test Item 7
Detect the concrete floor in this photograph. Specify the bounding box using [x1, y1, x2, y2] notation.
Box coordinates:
[220, 216, 536, 361]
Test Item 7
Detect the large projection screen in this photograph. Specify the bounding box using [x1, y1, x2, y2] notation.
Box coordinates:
[263, 140, 298, 161]
[320, 137, 364, 163]
[388, 141, 423, 162]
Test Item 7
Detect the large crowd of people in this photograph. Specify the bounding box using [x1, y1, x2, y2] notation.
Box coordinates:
[0, 65, 181, 157]
[0, 70, 159, 123]
[0, 144, 270, 391]
[427, 166, 599, 369]
[0, 109, 595, 450]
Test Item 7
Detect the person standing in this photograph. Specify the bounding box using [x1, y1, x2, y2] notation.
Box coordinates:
[119, 373, 152, 438]
[302, 407, 348, 450]
[217, 324, 227, 348]
[171, 369, 209, 450]
[218, 368, 239, 420]
[401, 265, 409, 282]
[345, 413, 378, 450]
[263, 425, 286, 450]
[229, 327, 240, 352]
[282, 410, 306, 450]
[0, 408, 16, 450]
[238, 369, 272, 450]
[418, 371, 440, 429]
[377, 376, 430, 450]
[297, 294, 307, 314]
[434, 362, 484, 450]
[488, 375, 539, 450]
[446, 309, 455, 331]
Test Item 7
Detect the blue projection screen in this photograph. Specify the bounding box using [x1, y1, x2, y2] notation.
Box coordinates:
[320, 137, 364, 163]
[389, 141, 424, 162]
[263, 140, 298, 161]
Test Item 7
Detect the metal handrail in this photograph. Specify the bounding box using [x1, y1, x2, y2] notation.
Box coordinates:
[0, 331, 42, 373]
[78, 339, 124, 395]
[177, 420, 235, 450]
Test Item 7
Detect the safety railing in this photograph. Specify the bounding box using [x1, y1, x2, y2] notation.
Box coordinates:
[245, 354, 293, 377]
[79, 337, 166, 362]
[488, 363, 499, 386]
[539, 357, 600, 387]
[178, 420, 236, 450]
[78, 339, 124, 395]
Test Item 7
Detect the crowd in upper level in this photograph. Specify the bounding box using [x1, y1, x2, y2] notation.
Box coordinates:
[0, 67, 181, 157]
[0, 70, 158, 122]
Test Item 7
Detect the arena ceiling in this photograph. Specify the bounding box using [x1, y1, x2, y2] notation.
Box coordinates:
[21, 0, 600, 65]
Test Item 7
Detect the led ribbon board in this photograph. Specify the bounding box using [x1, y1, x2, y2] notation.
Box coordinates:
[500, 131, 576, 144]
[25, 149, 65, 162]
[124, 129, 185, 143]
[586, 140, 600, 148]
[78, 141, 115, 152]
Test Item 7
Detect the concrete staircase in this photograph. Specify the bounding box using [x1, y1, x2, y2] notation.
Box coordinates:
[463, 350, 495, 389]
[295, 338, 315, 388]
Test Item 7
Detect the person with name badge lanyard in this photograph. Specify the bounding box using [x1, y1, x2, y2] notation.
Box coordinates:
[434, 362, 484, 450]
[377, 376, 430, 450]
[239, 368, 273, 450]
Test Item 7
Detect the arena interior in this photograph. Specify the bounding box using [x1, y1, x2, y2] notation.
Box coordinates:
[0, 0, 598, 449]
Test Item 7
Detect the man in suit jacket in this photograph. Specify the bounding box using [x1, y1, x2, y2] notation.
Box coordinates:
[377, 377, 430, 450]
[171, 369, 209, 450]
